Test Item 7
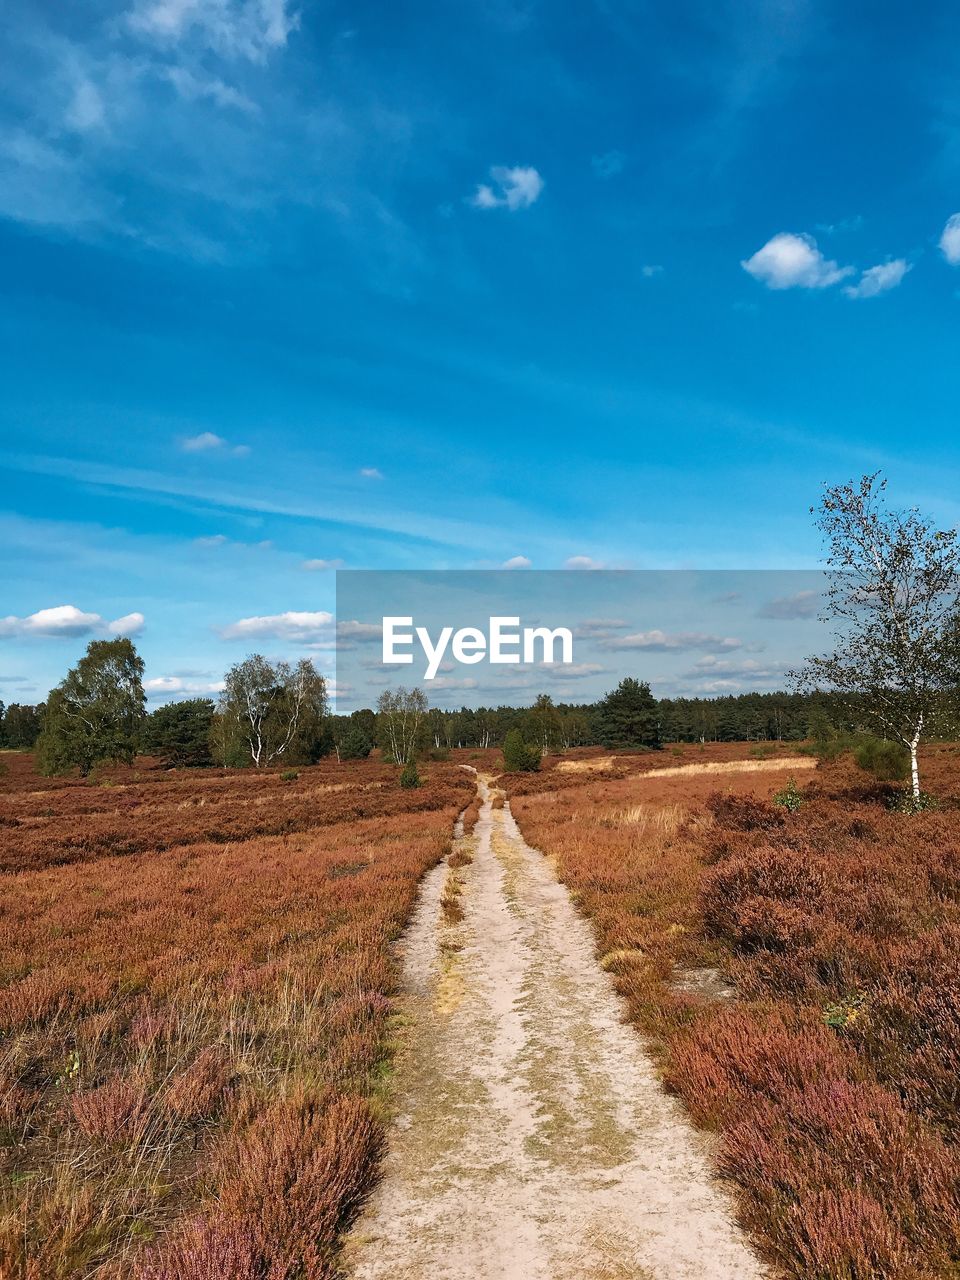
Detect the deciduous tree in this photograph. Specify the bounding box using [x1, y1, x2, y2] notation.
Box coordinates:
[36, 639, 145, 776]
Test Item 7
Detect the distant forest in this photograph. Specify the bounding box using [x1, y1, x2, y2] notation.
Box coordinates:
[3, 686, 941, 760]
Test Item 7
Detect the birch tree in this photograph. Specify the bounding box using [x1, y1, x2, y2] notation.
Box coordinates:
[793, 474, 960, 800]
[221, 655, 326, 767]
[376, 687, 428, 764]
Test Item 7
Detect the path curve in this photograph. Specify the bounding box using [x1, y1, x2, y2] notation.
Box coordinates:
[340, 776, 767, 1280]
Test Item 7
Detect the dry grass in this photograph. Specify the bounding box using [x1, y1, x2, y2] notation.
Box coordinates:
[506, 742, 960, 1279]
[0, 753, 473, 1280]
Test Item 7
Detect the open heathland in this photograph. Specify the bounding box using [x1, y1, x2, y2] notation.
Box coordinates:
[0, 754, 473, 1280]
[505, 741, 960, 1279]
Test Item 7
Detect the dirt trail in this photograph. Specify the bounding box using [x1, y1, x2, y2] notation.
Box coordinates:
[340, 776, 767, 1280]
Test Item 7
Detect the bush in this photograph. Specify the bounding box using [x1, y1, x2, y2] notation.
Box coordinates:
[280, 769, 299, 783]
[887, 788, 938, 814]
[502, 729, 540, 773]
[338, 726, 372, 760]
[855, 736, 910, 782]
[399, 759, 421, 789]
[773, 777, 804, 812]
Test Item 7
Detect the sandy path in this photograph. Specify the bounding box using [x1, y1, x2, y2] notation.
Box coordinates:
[339, 777, 767, 1280]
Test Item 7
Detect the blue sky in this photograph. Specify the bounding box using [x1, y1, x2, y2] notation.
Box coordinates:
[1, 0, 959, 706]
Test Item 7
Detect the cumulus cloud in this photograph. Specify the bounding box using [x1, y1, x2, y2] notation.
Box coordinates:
[180, 431, 250, 456]
[0, 605, 144, 639]
[844, 259, 910, 299]
[758, 590, 820, 620]
[219, 610, 334, 641]
[144, 675, 225, 699]
[108, 612, 146, 637]
[502, 555, 532, 569]
[301, 558, 344, 571]
[742, 232, 853, 290]
[469, 165, 543, 212]
[939, 213, 960, 266]
[564, 555, 607, 570]
[599, 629, 742, 653]
[544, 662, 605, 679]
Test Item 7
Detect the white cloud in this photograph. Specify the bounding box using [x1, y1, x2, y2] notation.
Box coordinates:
[564, 555, 606, 570]
[502, 555, 532, 569]
[194, 534, 228, 547]
[301, 558, 344, 571]
[939, 213, 960, 266]
[359, 467, 383, 479]
[165, 67, 258, 114]
[219, 610, 334, 641]
[742, 232, 853, 290]
[65, 79, 106, 132]
[145, 675, 225, 699]
[758, 590, 820, 619]
[181, 431, 250, 455]
[544, 662, 604, 679]
[129, 0, 299, 62]
[108, 612, 146, 637]
[0, 605, 144, 639]
[469, 165, 543, 212]
[600, 629, 742, 652]
[641, 264, 663, 278]
[844, 259, 910, 299]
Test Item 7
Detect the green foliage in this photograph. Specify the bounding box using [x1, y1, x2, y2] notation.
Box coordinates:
[502, 728, 541, 773]
[36, 639, 146, 777]
[773, 777, 805, 812]
[142, 698, 215, 768]
[823, 992, 867, 1032]
[886, 789, 939, 814]
[339, 725, 373, 760]
[399, 758, 421, 788]
[1, 702, 44, 749]
[280, 769, 299, 782]
[854, 736, 910, 782]
[594, 678, 660, 750]
[220, 655, 327, 767]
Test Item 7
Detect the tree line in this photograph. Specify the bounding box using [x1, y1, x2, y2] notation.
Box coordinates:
[8, 473, 960, 797]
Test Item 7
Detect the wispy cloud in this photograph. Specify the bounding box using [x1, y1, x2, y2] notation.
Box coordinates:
[128, 0, 299, 63]
[742, 232, 853, 290]
[181, 431, 250, 455]
[301, 558, 344, 571]
[599, 629, 742, 652]
[940, 213, 960, 265]
[757, 589, 820, 619]
[0, 604, 144, 639]
[844, 259, 910, 299]
[359, 467, 383, 479]
[469, 165, 543, 211]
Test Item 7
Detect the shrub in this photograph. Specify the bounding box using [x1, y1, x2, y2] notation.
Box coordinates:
[887, 788, 938, 813]
[855, 736, 910, 782]
[502, 729, 540, 773]
[399, 758, 421, 789]
[280, 769, 299, 782]
[773, 777, 804, 812]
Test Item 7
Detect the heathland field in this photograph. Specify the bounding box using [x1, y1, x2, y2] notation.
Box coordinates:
[2, 743, 960, 1278]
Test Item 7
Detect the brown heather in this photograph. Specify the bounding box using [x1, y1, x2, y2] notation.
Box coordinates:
[507, 742, 960, 1280]
[0, 754, 472, 1280]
